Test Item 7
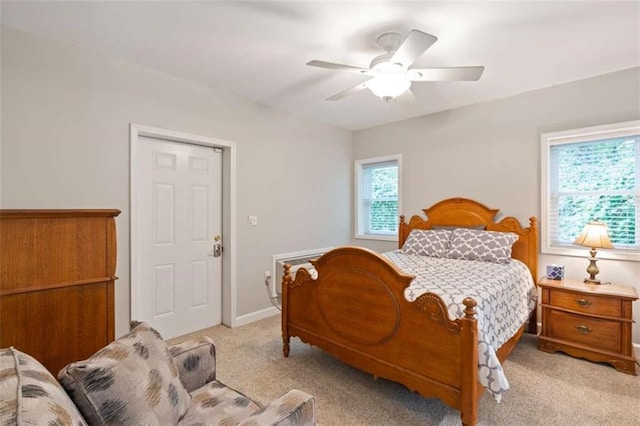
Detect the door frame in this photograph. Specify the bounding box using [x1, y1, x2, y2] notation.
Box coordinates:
[130, 123, 237, 328]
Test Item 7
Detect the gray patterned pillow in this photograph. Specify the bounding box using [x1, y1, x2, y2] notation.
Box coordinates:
[58, 322, 191, 425]
[446, 228, 518, 264]
[401, 229, 452, 258]
[0, 347, 87, 426]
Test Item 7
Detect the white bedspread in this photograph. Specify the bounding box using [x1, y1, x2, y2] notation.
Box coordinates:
[383, 250, 537, 402]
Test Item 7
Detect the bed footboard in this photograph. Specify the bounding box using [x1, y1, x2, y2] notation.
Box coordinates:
[281, 246, 480, 426]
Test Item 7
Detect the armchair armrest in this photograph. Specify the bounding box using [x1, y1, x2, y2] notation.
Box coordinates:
[237, 389, 315, 426]
[168, 337, 217, 393]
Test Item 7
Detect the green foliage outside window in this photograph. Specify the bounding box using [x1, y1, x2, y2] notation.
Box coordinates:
[368, 166, 398, 233]
[370, 200, 398, 232]
[553, 137, 636, 246]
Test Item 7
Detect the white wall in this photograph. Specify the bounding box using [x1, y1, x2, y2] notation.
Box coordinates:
[0, 27, 352, 337]
[4, 24, 639, 347]
[352, 67, 640, 344]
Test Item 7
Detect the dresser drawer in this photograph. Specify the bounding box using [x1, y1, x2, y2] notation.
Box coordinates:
[550, 291, 621, 316]
[546, 310, 621, 353]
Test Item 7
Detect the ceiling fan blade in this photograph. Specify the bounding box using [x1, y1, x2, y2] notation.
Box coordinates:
[307, 60, 372, 75]
[408, 66, 485, 81]
[390, 30, 437, 69]
[394, 88, 416, 109]
[327, 81, 370, 101]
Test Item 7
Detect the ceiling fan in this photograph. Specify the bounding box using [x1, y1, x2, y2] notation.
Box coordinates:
[307, 30, 484, 102]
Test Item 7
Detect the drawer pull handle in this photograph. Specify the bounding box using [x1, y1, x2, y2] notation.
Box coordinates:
[575, 325, 592, 335]
[575, 298, 592, 307]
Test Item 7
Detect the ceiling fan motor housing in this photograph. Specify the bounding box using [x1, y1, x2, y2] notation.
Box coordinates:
[376, 32, 403, 53]
[371, 32, 404, 71]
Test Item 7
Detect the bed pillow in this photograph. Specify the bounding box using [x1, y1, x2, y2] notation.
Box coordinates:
[401, 229, 452, 258]
[446, 228, 518, 264]
[58, 322, 190, 425]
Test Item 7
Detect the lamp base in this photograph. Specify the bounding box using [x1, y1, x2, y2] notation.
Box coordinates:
[584, 250, 603, 285]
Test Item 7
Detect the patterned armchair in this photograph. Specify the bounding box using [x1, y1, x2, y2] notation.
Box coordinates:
[168, 335, 315, 425]
[0, 322, 315, 425]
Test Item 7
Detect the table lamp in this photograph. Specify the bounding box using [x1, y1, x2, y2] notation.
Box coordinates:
[573, 221, 613, 285]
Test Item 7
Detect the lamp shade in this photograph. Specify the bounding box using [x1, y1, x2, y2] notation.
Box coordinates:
[574, 221, 613, 249]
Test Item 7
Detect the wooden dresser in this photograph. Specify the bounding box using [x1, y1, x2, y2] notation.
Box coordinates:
[0, 209, 120, 374]
[538, 277, 638, 375]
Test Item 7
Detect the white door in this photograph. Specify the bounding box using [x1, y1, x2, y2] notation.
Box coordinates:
[135, 136, 222, 338]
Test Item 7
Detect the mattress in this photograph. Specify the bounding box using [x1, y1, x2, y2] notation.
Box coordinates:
[383, 250, 537, 401]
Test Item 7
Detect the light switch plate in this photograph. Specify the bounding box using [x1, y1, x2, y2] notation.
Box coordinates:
[248, 215, 258, 226]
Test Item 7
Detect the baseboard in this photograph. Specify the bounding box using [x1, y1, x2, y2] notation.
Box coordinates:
[232, 306, 280, 327]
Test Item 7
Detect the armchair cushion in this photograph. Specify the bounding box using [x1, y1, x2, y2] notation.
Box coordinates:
[0, 347, 87, 426]
[177, 381, 261, 425]
[177, 384, 315, 426]
[238, 389, 315, 426]
[58, 322, 191, 425]
[169, 337, 216, 393]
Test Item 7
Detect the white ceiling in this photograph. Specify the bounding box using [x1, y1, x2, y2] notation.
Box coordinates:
[2, 1, 639, 131]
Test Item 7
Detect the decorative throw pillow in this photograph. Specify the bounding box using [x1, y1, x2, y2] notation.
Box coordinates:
[401, 229, 452, 258]
[0, 347, 88, 425]
[446, 228, 518, 264]
[58, 322, 191, 425]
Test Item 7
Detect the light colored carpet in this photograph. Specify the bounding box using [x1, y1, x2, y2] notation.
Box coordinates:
[169, 315, 640, 425]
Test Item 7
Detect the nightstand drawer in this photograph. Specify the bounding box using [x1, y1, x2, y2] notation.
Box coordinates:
[550, 291, 621, 316]
[547, 310, 621, 353]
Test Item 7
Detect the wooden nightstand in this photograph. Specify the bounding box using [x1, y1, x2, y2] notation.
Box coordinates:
[538, 277, 638, 375]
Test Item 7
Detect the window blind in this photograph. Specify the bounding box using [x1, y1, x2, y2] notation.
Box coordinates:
[549, 136, 639, 251]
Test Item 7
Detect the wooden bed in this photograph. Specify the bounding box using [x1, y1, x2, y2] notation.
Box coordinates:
[281, 198, 538, 426]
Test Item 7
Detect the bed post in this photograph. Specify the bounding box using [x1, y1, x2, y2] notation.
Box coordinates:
[527, 216, 539, 335]
[398, 215, 406, 249]
[460, 297, 478, 426]
[282, 263, 292, 357]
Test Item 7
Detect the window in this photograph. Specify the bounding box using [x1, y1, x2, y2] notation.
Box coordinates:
[355, 155, 401, 241]
[541, 120, 640, 261]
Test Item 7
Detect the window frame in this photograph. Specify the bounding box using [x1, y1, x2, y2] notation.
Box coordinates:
[541, 120, 640, 262]
[354, 154, 402, 242]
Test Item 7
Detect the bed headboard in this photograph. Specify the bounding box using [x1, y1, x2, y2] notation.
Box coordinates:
[398, 198, 538, 281]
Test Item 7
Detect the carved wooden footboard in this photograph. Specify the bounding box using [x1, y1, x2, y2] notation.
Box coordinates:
[281, 198, 538, 426]
[282, 247, 482, 425]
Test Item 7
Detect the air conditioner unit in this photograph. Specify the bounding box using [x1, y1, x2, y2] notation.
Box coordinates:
[271, 247, 333, 298]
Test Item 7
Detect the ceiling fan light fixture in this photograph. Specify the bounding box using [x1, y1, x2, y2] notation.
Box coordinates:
[368, 74, 411, 101]
[307, 29, 484, 102]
